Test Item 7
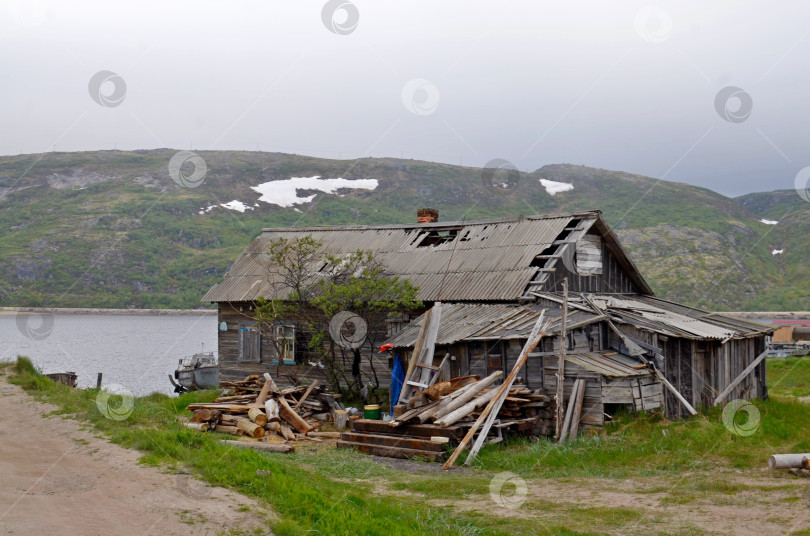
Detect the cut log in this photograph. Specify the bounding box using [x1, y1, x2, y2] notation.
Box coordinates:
[768, 453, 810, 469]
[277, 395, 313, 433]
[213, 424, 243, 435]
[431, 371, 503, 422]
[185, 422, 209, 432]
[334, 409, 349, 430]
[236, 417, 265, 438]
[220, 440, 293, 453]
[190, 409, 213, 423]
[248, 408, 268, 427]
[264, 399, 280, 423]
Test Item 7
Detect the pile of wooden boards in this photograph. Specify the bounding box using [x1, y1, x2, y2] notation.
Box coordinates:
[183, 375, 340, 453]
[392, 371, 556, 439]
[337, 419, 466, 462]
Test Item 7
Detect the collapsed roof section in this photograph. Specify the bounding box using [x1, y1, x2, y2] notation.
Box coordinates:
[385, 294, 772, 350]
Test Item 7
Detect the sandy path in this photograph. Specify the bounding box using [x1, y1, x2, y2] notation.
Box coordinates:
[0, 372, 272, 536]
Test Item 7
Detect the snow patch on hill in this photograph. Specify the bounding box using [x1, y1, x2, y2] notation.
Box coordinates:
[539, 178, 574, 196]
[760, 219, 779, 225]
[251, 176, 379, 208]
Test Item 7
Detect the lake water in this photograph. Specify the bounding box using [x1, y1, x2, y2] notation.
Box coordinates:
[0, 312, 217, 396]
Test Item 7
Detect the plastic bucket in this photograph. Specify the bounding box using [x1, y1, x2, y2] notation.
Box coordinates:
[364, 404, 382, 420]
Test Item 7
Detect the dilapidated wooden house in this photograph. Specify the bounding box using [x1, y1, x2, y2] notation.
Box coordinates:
[203, 209, 771, 420]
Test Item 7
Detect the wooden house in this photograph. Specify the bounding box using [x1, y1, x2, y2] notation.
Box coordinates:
[203, 209, 771, 417]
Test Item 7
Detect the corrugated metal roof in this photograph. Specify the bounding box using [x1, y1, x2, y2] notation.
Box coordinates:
[384, 303, 603, 348]
[539, 293, 771, 340]
[203, 214, 597, 302]
[565, 352, 651, 377]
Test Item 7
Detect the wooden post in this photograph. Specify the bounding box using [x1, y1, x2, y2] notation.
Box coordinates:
[96, 373, 103, 389]
[555, 278, 568, 441]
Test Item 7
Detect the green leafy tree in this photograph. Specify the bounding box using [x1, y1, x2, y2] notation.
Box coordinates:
[254, 237, 421, 399]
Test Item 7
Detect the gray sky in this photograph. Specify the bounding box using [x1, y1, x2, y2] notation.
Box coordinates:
[1, 0, 807, 196]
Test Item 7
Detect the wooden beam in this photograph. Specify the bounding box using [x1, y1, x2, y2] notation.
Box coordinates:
[294, 380, 319, 411]
[557, 379, 580, 444]
[568, 379, 587, 440]
[713, 349, 769, 406]
[555, 278, 568, 441]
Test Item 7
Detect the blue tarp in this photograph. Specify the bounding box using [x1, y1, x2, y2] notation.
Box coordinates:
[390, 354, 404, 414]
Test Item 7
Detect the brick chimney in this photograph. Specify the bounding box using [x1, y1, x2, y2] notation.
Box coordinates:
[417, 208, 439, 223]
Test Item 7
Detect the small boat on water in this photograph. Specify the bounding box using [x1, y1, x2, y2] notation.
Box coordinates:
[169, 351, 219, 393]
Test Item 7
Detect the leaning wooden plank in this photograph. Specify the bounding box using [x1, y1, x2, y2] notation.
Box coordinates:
[277, 395, 313, 433]
[555, 278, 569, 441]
[713, 349, 769, 406]
[431, 371, 503, 422]
[295, 380, 319, 410]
[768, 453, 810, 469]
[655, 372, 697, 416]
[399, 303, 443, 403]
[568, 379, 587, 440]
[557, 379, 581, 444]
[448, 312, 549, 469]
[398, 307, 433, 404]
[220, 440, 294, 453]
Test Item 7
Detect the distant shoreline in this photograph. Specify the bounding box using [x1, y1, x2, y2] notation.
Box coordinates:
[0, 307, 216, 316]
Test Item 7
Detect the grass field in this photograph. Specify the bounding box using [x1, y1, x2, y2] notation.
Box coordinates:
[7, 355, 810, 535]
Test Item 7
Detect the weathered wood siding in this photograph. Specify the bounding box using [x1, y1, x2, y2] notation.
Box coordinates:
[544, 238, 642, 294]
[542, 356, 604, 429]
[217, 302, 393, 390]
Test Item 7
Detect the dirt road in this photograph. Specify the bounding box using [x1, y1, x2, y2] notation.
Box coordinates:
[0, 371, 272, 535]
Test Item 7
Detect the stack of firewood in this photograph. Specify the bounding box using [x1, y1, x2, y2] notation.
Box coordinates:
[183, 375, 341, 453]
[391, 371, 556, 438]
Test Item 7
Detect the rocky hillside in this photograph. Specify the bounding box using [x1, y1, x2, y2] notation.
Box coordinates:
[0, 150, 806, 310]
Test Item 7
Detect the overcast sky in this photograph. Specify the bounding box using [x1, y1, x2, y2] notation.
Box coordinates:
[1, 1, 808, 196]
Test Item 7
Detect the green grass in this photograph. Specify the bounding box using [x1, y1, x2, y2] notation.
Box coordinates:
[8, 355, 810, 535]
[767, 356, 810, 398]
